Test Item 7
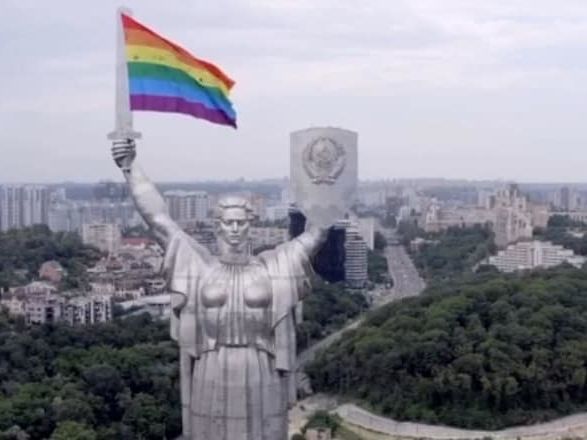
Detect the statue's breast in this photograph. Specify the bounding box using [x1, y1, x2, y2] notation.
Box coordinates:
[199, 263, 272, 310]
[242, 264, 272, 309]
[200, 268, 230, 308]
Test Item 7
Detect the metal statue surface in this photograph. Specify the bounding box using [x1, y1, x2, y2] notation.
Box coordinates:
[111, 139, 336, 440]
[302, 137, 346, 185]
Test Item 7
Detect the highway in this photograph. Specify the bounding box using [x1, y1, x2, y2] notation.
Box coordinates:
[382, 244, 426, 302]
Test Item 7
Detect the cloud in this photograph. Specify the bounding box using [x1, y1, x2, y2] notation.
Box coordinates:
[1, 0, 587, 181]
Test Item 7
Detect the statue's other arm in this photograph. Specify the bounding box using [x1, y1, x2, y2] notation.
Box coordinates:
[112, 139, 180, 248]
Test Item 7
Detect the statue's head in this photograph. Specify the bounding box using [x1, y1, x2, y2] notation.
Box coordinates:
[214, 194, 254, 252]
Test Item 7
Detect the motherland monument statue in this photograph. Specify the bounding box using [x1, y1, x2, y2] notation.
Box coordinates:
[107, 8, 357, 439]
[110, 128, 357, 440]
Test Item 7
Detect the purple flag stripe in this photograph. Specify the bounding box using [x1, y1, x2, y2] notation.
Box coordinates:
[130, 94, 237, 128]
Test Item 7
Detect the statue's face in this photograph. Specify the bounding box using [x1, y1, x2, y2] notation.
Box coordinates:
[217, 207, 250, 247]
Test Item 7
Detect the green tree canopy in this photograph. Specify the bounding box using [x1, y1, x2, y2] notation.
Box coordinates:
[50, 422, 96, 440]
[307, 266, 587, 429]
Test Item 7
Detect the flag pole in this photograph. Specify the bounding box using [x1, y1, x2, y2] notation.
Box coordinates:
[108, 6, 141, 140]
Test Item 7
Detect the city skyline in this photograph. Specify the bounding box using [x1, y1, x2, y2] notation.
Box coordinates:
[2, 0, 587, 182]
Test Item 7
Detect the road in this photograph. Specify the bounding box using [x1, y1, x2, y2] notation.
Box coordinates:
[334, 403, 587, 440]
[382, 244, 426, 302]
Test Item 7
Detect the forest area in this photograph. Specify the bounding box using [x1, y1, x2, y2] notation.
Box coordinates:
[0, 225, 102, 290]
[0, 313, 181, 440]
[307, 266, 587, 429]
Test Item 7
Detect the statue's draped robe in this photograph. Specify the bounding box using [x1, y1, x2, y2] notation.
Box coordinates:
[164, 231, 312, 440]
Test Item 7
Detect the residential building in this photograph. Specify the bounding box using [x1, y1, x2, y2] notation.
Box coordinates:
[82, 223, 121, 254]
[424, 185, 547, 247]
[24, 293, 64, 325]
[62, 294, 113, 325]
[477, 189, 495, 210]
[340, 220, 368, 288]
[48, 203, 72, 232]
[0, 185, 49, 231]
[10, 281, 57, 296]
[423, 199, 494, 233]
[39, 260, 66, 284]
[0, 292, 26, 316]
[493, 185, 533, 248]
[398, 206, 412, 222]
[164, 190, 209, 223]
[552, 187, 584, 211]
[530, 203, 550, 229]
[554, 211, 587, 224]
[486, 240, 586, 272]
[49, 200, 138, 233]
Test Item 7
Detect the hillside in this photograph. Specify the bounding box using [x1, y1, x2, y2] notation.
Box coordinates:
[0, 313, 181, 439]
[306, 267, 587, 430]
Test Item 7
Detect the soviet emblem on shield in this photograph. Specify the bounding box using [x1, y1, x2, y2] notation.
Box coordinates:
[302, 137, 346, 185]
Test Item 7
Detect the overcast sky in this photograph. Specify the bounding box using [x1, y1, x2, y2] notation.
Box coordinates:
[2, 0, 587, 183]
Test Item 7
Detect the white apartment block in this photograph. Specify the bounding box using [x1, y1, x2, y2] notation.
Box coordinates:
[164, 190, 209, 222]
[82, 223, 121, 254]
[62, 294, 112, 326]
[492, 185, 533, 248]
[0, 185, 49, 231]
[486, 240, 586, 273]
[24, 293, 64, 325]
[339, 220, 368, 288]
[423, 200, 494, 233]
[49, 200, 138, 233]
[14, 292, 112, 326]
[0, 294, 26, 316]
[493, 206, 533, 248]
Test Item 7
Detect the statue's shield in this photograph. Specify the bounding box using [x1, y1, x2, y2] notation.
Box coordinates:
[290, 127, 358, 227]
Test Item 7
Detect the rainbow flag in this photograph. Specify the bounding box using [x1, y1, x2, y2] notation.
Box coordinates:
[121, 14, 237, 128]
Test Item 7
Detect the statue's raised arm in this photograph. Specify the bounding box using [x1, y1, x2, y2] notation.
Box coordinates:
[111, 139, 181, 249]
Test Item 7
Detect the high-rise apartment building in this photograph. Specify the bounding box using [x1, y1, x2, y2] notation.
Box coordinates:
[493, 185, 533, 248]
[339, 220, 368, 288]
[164, 190, 209, 223]
[49, 200, 138, 233]
[552, 187, 583, 212]
[0, 185, 49, 231]
[82, 223, 121, 254]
